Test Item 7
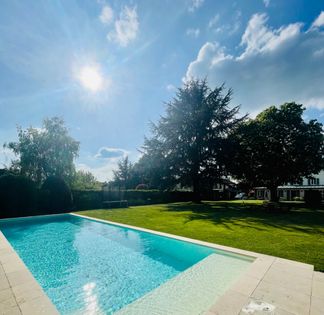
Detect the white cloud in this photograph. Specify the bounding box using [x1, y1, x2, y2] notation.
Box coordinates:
[0, 147, 15, 168]
[185, 13, 324, 113]
[311, 11, 324, 29]
[99, 5, 114, 24]
[76, 147, 130, 182]
[240, 13, 302, 57]
[95, 147, 128, 159]
[166, 84, 176, 92]
[186, 28, 200, 38]
[208, 14, 220, 29]
[263, 0, 270, 8]
[209, 10, 241, 36]
[108, 6, 139, 47]
[188, 0, 204, 12]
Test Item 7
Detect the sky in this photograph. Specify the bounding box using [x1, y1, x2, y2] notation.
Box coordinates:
[0, 0, 324, 181]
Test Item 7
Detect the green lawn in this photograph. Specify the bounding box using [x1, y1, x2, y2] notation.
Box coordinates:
[76, 200, 324, 271]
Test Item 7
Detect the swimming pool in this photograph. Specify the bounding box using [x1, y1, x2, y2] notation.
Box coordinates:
[0, 214, 253, 314]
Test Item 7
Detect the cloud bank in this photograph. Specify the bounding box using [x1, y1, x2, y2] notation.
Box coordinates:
[77, 147, 130, 182]
[185, 12, 324, 114]
[95, 147, 127, 159]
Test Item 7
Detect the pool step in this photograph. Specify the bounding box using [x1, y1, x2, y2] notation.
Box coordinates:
[115, 253, 251, 315]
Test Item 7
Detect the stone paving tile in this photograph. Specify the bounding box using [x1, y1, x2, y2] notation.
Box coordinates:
[19, 296, 59, 315]
[0, 288, 14, 303]
[230, 275, 261, 296]
[262, 266, 312, 295]
[312, 279, 324, 299]
[0, 294, 19, 313]
[271, 259, 314, 280]
[313, 271, 324, 283]
[12, 281, 48, 305]
[274, 258, 314, 271]
[251, 280, 311, 315]
[310, 295, 324, 315]
[244, 257, 274, 280]
[0, 275, 10, 291]
[6, 270, 36, 288]
[1, 306, 21, 315]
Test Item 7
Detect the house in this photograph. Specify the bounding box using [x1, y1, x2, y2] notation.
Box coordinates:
[254, 171, 324, 201]
[213, 178, 238, 200]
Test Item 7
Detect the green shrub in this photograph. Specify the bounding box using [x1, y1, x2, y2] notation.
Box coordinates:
[72, 190, 102, 210]
[40, 176, 73, 213]
[304, 190, 322, 207]
[0, 174, 37, 218]
[135, 184, 149, 190]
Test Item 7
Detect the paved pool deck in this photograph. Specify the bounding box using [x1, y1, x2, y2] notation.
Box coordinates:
[0, 214, 323, 315]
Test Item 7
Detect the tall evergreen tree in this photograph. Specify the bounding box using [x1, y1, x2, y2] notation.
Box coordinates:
[141, 79, 246, 201]
[113, 156, 133, 189]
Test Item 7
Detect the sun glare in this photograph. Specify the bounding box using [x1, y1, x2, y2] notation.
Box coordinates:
[78, 66, 103, 92]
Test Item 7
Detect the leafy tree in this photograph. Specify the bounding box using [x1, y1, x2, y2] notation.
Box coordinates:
[71, 170, 101, 190]
[141, 79, 246, 201]
[0, 174, 37, 218]
[40, 176, 73, 213]
[5, 117, 79, 184]
[227, 103, 324, 201]
[113, 156, 133, 189]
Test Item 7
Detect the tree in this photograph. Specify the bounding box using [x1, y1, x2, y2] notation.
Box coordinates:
[5, 117, 79, 184]
[40, 176, 73, 213]
[0, 174, 37, 218]
[141, 79, 246, 201]
[71, 170, 101, 190]
[227, 103, 324, 201]
[113, 156, 133, 189]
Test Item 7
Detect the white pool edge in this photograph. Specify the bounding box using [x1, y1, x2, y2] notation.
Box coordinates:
[0, 230, 59, 315]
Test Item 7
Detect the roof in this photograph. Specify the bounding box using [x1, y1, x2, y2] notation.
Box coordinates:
[254, 185, 324, 190]
[278, 185, 324, 189]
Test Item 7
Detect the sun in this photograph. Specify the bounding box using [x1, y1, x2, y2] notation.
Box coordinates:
[78, 65, 103, 92]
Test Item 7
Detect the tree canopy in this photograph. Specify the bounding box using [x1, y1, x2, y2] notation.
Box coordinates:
[71, 170, 102, 190]
[112, 156, 134, 189]
[140, 79, 246, 200]
[5, 117, 79, 184]
[227, 103, 324, 201]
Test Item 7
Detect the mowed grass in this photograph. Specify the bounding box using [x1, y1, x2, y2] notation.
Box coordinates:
[76, 200, 324, 271]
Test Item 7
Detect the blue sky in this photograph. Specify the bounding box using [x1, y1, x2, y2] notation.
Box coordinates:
[0, 0, 324, 181]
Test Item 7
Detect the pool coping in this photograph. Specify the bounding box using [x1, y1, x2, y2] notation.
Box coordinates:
[0, 230, 59, 315]
[0, 212, 323, 315]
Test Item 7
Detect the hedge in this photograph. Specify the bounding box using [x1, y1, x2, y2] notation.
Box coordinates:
[0, 174, 74, 218]
[101, 189, 194, 207]
[0, 174, 38, 218]
[72, 190, 103, 210]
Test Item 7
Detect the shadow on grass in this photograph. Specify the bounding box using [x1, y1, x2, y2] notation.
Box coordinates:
[163, 201, 324, 236]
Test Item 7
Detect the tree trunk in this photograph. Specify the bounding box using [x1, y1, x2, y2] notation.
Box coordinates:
[192, 177, 201, 203]
[269, 186, 279, 202]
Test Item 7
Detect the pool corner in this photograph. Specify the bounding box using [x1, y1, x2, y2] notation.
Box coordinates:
[0, 231, 59, 315]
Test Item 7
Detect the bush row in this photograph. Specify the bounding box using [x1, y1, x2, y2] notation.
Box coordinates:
[0, 174, 196, 218]
[0, 174, 72, 219]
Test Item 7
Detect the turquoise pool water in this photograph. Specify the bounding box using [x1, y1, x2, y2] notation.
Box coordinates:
[0, 214, 252, 314]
